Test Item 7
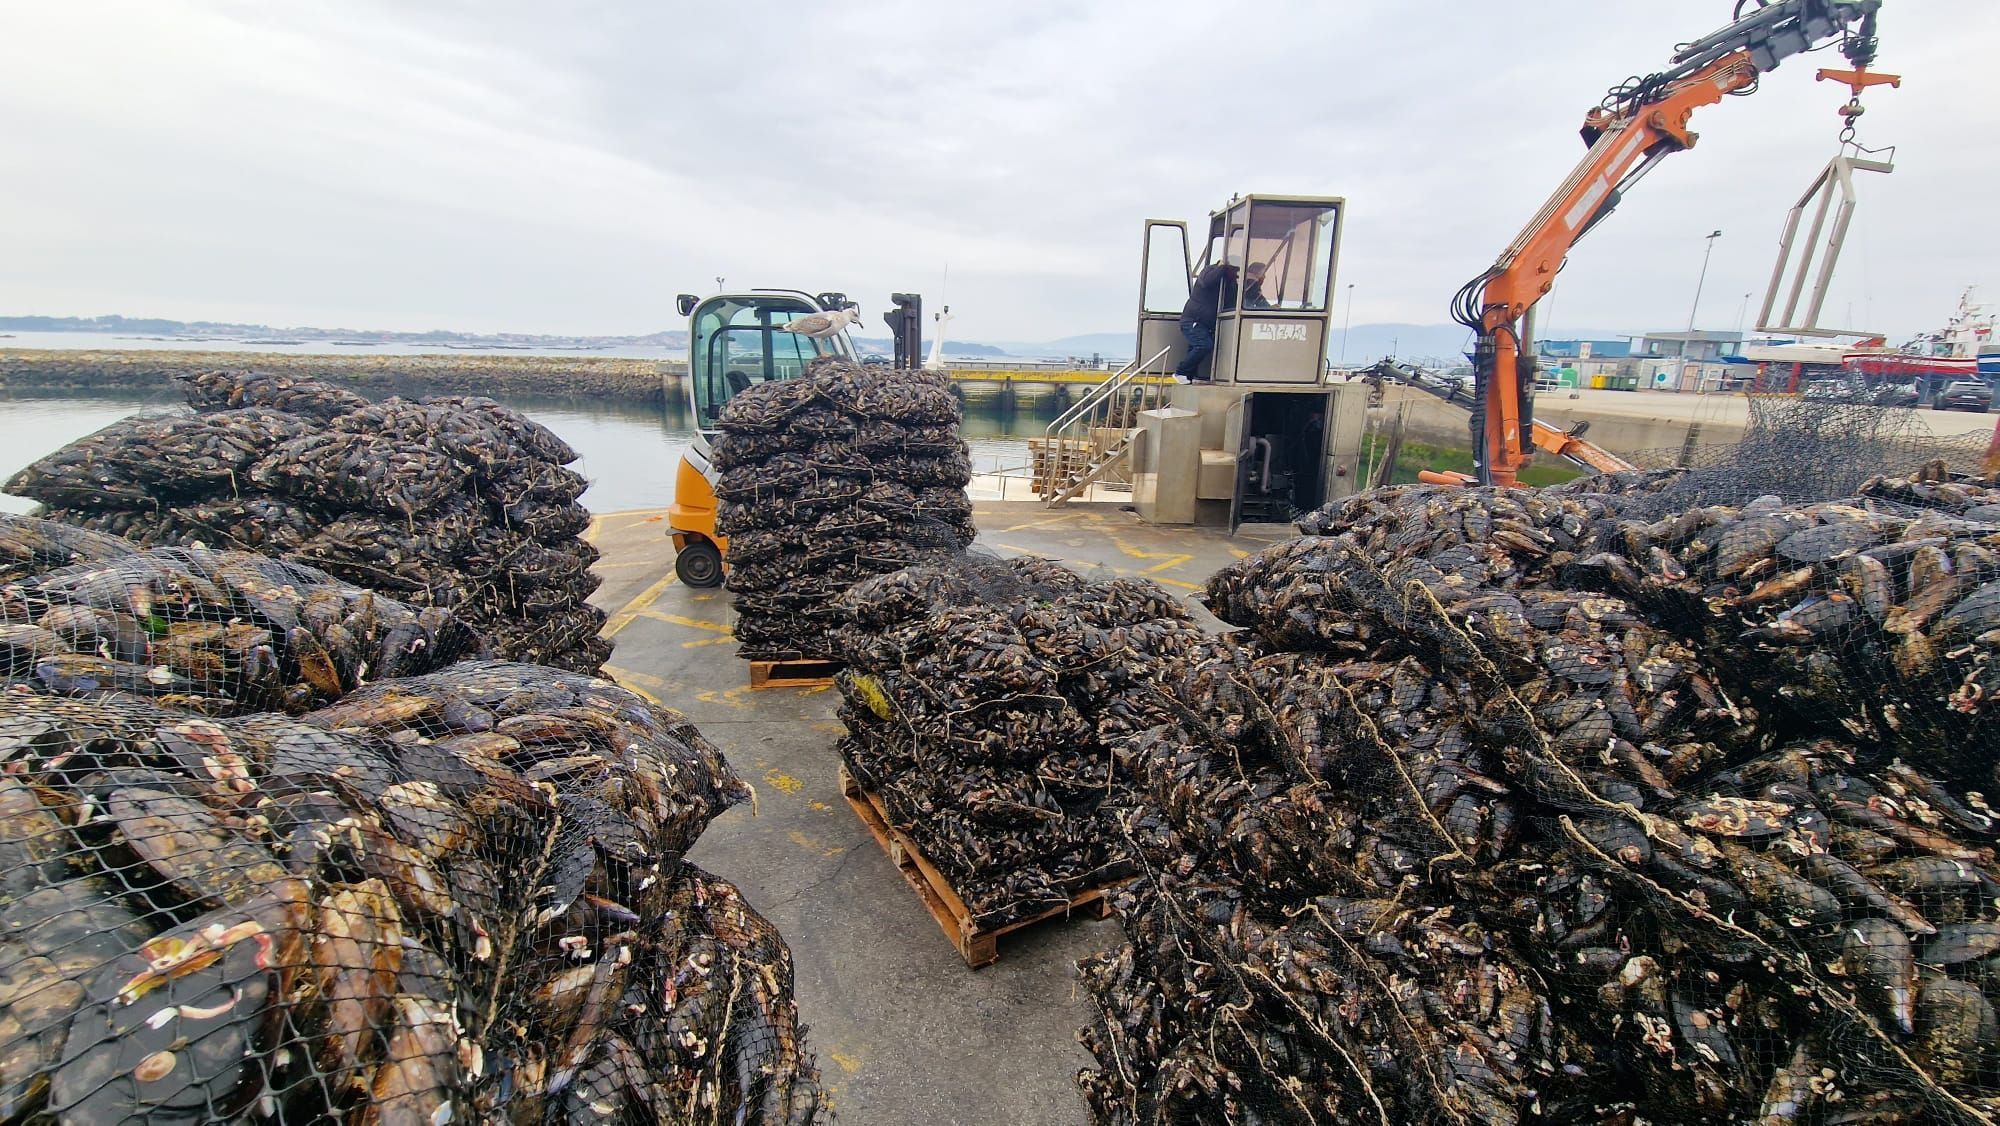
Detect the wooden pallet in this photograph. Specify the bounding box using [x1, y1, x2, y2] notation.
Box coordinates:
[748, 659, 840, 689]
[838, 766, 1119, 968]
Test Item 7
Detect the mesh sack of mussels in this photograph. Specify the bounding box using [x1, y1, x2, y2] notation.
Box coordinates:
[0, 661, 825, 1124]
[1078, 475, 2000, 1125]
[830, 551, 1209, 930]
[711, 357, 978, 662]
[4, 370, 610, 674]
[1, 514, 477, 715]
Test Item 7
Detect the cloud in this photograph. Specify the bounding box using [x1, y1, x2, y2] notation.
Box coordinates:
[1, 1, 1992, 341]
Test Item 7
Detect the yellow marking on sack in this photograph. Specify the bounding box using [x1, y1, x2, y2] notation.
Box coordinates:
[764, 770, 803, 795]
[601, 572, 678, 638]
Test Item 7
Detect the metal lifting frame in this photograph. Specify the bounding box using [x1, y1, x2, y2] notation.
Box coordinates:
[1757, 150, 1895, 338]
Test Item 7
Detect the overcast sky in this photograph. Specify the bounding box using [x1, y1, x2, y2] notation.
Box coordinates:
[2, 1, 1993, 343]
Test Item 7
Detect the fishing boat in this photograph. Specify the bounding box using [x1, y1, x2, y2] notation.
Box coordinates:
[1843, 287, 1993, 387]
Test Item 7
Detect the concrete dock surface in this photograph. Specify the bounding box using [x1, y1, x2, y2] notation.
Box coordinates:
[586, 502, 1288, 1126]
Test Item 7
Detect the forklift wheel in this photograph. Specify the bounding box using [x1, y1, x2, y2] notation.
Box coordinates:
[674, 539, 724, 588]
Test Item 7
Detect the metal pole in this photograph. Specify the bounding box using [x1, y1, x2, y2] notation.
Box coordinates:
[1338, 283, 1355, 365]
[1686, 230, 1721, 336]
[1736, 292, 1753, 336]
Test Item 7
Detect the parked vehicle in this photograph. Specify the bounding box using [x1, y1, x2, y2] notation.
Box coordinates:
[1935, 380, 1995, 412]
[1872, 383, 1919, 408]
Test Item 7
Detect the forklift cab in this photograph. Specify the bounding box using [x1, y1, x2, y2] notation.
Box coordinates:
[667, 289, 857, 586]
[685, 290, 857, 433]
[1129, 196, 1363, 532]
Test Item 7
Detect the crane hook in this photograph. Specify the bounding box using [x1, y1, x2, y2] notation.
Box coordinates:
[1815, 65, 1900, 146]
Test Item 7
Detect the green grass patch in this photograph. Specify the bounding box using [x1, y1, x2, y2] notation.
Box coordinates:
[1359, 434, 1582, 488]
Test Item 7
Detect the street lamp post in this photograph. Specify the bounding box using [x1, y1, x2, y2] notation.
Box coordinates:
[1338, 283, 1356, 365]
[1736, 291, 1754, 336]
[1685, 230, 1722, 337]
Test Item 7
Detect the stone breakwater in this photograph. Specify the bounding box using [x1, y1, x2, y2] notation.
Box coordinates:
[0, 348, 685, 404]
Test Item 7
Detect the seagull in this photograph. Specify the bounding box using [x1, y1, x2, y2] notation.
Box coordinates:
[779, 308, 863, 338]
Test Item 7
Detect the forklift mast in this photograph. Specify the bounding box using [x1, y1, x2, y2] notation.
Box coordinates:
[884, 293, 924, 369]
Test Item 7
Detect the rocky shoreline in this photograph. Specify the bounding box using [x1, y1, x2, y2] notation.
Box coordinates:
[0, 347, 684, 404]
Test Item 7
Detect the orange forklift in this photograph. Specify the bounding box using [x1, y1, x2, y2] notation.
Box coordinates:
[665, 289, 924, 586]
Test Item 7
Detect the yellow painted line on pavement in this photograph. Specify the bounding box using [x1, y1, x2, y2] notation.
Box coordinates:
[694, 685, 756, 711]
[1001, 514, 1082, 532]
[638, 608, 732, 634]
[788, 830, 845, 858]
[602, 571, 678, 638]
[681, 636, 733, 649]
[1154, 577, 1204, 591]
[1141, 553, 1193, 574]
[599, 665, 663, 705]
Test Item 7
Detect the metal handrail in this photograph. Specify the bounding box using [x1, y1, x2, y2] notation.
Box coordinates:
[1042, 348, 1168, 438]
[1035, 347, 1172, 500]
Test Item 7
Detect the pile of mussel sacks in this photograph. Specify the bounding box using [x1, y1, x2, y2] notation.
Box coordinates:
[832, 553, 1208, 929]
[712, 357, 978, 661]
[1077, 472, 2000, 1125]
[0, 659, 826, 1124]
[4, 369, 610, 673]
[2, 513, 478, 713]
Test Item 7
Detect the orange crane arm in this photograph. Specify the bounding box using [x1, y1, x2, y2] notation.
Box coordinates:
[1472, 53, 1756, 487]
[1453, 0, 1891, 487]
[1531, 420, 1637, 475]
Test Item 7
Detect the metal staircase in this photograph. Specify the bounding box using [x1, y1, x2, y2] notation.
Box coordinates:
[1033, 347, 1173, 507]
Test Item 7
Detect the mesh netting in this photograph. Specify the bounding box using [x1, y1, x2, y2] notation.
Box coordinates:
[2, 514, 479, 715]
[0, 661, 825, 1123]
[1623, 393, 1998, 516]
[4, 372, 608, 674]
[831, 551, 1207, 930]
[1078, 466, 2000, 1125]
[711, 358, 978, 662]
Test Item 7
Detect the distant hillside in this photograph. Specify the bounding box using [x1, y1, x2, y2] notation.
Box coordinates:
[0, 314, 682, 350]
[849, 336, 1009, 357]
[982, 324, 1638, 365]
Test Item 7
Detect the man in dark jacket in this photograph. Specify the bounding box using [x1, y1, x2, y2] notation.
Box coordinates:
[1174, 260, 1237, 382]
[1174, 260, 1267, 382]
